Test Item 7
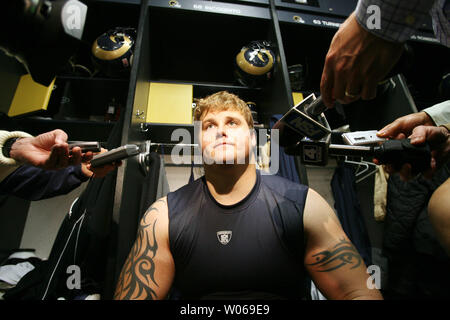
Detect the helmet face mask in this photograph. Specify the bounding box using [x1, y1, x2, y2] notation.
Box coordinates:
[235, 40, 276, 88]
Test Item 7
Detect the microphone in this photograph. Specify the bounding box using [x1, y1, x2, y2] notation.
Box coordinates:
[272, 94, 431, 172]
[272, 94, 331, 148]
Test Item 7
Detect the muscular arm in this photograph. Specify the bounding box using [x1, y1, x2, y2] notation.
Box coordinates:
[428, 177, 450, 256]
[303, 189, 382, 300]
[114, 197, 175, 300]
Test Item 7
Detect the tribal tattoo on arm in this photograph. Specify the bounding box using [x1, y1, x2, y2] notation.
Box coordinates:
[114, 204, 161, 300]
[307, 238, 362, 272]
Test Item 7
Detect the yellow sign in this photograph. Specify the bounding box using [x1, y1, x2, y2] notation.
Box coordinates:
[9, 74, 55, 117]
[147, 82, 193, 124]
[292, 92, 304, 106]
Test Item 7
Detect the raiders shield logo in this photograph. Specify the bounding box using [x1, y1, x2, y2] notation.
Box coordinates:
[217, 231, 232, 245]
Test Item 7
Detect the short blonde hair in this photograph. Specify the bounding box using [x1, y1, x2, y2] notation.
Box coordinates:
[193, 91, 254, 129]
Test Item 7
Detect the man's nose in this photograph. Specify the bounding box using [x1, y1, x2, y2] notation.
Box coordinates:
[215, 123, 227, 138]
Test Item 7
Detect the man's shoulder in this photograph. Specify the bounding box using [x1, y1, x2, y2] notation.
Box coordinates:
[260, 173, 309, 204]
[169, 176, 204, 196]
[260, 173, 308, 190]
[166, 176, 204, 209]
[144, 196, 169, 217]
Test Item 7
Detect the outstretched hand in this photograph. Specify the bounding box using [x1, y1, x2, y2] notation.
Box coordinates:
[377, 111, 435, 140]
[9, 129, 93, 170]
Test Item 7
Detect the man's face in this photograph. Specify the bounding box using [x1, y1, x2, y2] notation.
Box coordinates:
[200, 110, 255, 165]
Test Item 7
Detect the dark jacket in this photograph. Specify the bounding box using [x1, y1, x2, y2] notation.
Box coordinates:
[383, 163, 450, 299]
[0, 165, 89, 201]
[384, 164, 449, 258]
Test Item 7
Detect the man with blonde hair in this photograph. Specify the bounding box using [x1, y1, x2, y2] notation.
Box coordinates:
[114, 91, 382, 300]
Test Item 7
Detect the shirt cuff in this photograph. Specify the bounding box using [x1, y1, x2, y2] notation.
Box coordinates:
[441, 123, 450, 132]
[0, 131, 33, 166]
[423, 100, 450, 126]
[355, 0, 435, 43]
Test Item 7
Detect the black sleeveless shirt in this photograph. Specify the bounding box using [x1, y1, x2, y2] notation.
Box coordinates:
[167, 170, 309, 299]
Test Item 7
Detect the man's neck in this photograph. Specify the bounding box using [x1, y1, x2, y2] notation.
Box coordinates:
[204, 164, 257, 206]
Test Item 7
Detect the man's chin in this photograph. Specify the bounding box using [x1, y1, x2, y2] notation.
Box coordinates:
[209, 157, 250, 165]
[202, 148, 251, 165]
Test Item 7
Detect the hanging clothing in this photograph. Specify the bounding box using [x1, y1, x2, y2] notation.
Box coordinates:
[0, 251, 41, 287]
[269, 115, 304, 184]
[331, 164, 372, 267]
[156, 155, 170, 200]
[139, 153, 170, 219]
[373, 166, 389, 222]
[257, 141, 271, 174]
[138, 152, 161, 220]
[310, 281, 327, 300]
[189, 160, 195, 184]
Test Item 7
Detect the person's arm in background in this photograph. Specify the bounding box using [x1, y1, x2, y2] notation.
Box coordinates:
[303, 189, 383, 300]
[428, 177, 450, 256]
[0, 148, 121, 201]
[0, 163, 122, 201]
[0, 164, 90, 201]
[377, 101, 450, 139]
[354, 0, 436, 44]
[421, 100, 450, 127]
[4, 129, 88, 168]
[0, 129, 90, 182]
[320, 0, 435, 107]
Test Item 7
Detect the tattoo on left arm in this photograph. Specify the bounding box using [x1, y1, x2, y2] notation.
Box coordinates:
[307, 238, 362, 272]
